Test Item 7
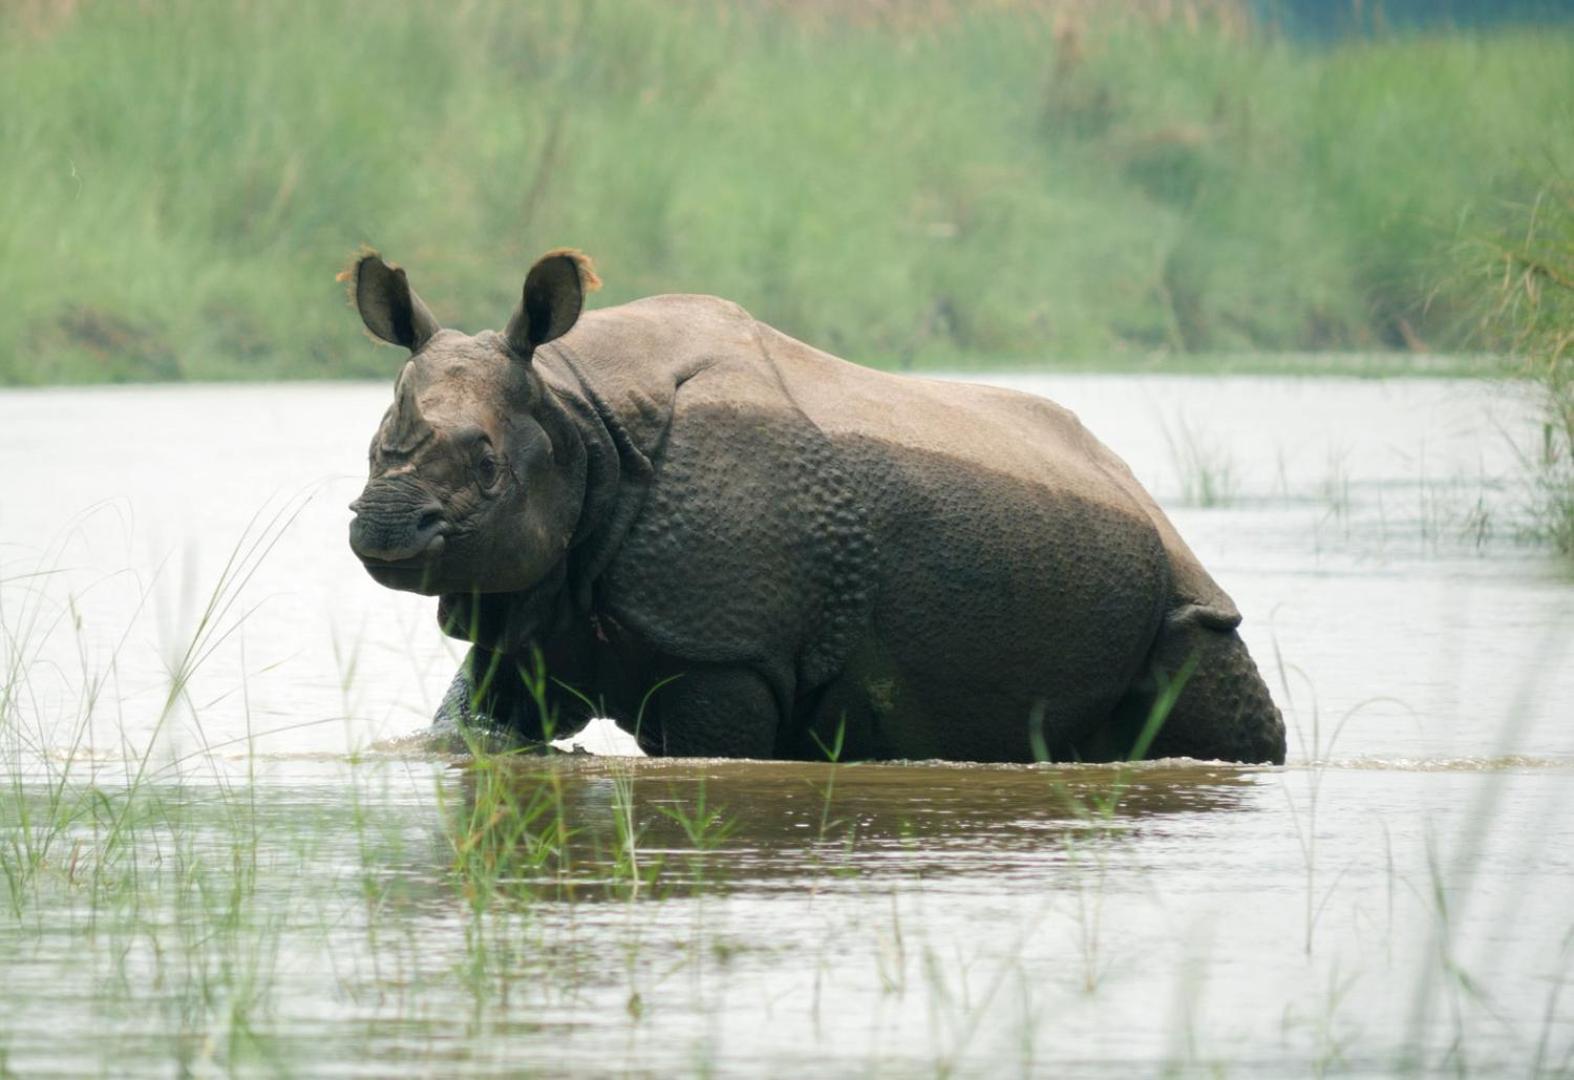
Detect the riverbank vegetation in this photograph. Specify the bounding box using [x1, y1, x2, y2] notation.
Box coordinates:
[1, 0, 1572, 382]
[1476, 178, 1574, 552]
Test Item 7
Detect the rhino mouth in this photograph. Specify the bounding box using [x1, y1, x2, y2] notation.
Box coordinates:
[363, 565, 441, 593]
[356, 535, 448, 591]
[356, 534, 446, 567]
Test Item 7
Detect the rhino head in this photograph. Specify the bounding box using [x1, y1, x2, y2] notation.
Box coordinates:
[346, 249, 601, 598]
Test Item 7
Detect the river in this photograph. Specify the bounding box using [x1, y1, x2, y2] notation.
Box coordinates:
[1, 373, 1570, 1075]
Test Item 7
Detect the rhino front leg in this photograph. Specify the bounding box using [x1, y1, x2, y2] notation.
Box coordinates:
[1112, 607, 1287, 765]
[434, 645, 593, 744]
[638, 665, 783, 759]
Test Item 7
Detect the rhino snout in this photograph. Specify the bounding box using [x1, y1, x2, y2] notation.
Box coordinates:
[348, 494, 450, 566]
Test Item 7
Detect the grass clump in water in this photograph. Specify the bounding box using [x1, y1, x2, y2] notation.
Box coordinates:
[1476, 176, 1574, 556]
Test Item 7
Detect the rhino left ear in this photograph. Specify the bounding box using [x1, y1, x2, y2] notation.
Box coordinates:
[504, 248, 601, 359]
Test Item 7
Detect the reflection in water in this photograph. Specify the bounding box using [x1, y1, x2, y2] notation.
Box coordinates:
[446, 757, 1261, 900]
[3, 746, 1572, 1074]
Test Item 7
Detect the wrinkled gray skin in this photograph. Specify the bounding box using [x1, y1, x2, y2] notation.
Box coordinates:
[348, 250, 1285, 764]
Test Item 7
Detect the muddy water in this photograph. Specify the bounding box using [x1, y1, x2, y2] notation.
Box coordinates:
[1, 374, 1571, 1075]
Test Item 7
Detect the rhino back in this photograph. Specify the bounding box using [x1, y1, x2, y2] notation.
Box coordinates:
[754, 322, 1238, 622]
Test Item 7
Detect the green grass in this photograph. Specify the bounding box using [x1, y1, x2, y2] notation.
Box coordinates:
[1, 1, 1572, 383]
[1473, 177, 1574, 555]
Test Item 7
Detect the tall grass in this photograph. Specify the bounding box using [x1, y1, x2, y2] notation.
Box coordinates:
[1475, 176, 1574, 554]
[1, 1, 1572, 382]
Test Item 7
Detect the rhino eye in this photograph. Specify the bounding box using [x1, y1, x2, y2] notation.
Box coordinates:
[476, 454, 499, 490]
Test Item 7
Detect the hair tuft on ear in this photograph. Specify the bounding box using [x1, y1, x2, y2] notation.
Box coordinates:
[539, 247, 602, 295]
[338, 244, 381, 308]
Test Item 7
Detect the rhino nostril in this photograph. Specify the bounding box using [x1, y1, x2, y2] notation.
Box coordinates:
[416, 508, 445, 534]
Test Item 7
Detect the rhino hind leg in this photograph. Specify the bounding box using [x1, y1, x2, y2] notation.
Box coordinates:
[1105, 607, 1287, 765]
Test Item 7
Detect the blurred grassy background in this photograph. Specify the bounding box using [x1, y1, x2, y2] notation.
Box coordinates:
[1, 0, 1572, 383]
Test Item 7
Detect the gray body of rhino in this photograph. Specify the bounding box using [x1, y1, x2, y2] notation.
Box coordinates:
[347, 251, 1285, 764]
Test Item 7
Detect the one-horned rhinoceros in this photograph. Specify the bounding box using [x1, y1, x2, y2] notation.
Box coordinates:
[346, 249, 1286, 764]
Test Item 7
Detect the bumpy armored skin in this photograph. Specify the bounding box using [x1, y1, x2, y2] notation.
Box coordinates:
[349, 251, 1286, 765]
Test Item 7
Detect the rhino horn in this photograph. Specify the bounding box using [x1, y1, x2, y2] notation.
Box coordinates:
[383, 362, 433, 454]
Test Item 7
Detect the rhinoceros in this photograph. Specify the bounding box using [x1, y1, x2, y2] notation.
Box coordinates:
[346, 249, 1285, 764]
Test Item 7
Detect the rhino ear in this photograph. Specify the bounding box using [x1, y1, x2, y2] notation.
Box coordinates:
[347, 251, 440, 352]
[504, 248, 601, 359]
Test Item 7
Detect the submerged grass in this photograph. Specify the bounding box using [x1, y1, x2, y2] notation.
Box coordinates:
[2, 1, 1573, 382]
[1161, 412, 1239, 508]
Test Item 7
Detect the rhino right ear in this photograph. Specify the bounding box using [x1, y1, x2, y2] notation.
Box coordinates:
[504, 248, 601, 359]
[346, 251, 440, 352]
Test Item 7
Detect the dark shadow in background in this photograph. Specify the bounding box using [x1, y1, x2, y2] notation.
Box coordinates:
[1253, 0, 1574, 41]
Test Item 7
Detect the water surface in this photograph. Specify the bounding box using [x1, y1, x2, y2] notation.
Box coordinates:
[1, 375, 1570, 1075]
